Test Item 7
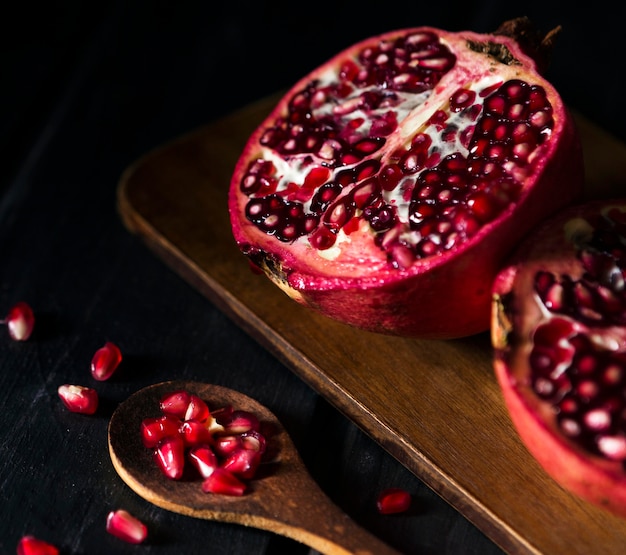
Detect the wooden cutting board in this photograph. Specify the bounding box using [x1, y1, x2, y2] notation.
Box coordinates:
[116, 94, 626, 555]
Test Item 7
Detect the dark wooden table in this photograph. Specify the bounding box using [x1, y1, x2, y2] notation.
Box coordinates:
[1, 2, 623, 554]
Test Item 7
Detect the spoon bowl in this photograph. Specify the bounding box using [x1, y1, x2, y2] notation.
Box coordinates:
[108, 380, 401, 555]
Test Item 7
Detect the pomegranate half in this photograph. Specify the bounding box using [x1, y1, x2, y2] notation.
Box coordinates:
[228, 18, 584, 338]
[492, 199, 626, 518]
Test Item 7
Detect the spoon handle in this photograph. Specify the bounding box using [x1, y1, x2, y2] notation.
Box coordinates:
[267, 460, 402, 555]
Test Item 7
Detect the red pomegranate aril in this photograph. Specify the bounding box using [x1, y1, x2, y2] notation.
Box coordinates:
[188, 444, 219, 478]
[2, 301, 35, 341]
[159, 389, 191, 418]
[240, 429, 267, 454]
[154, 435, 186, 480]
[179, 419, 213, 447]
[58, 384, 99, 415]
[213, 434, 244, 457]
[184, 394, 210, 422]
[202, 467, 247, 496]
[106, 509, 148, 544]
[376, 488, 412, 514]
[140, 414, 181, 448]
[17, 536, 59, 555]
[218, 409, 260, 435]
[90, 341, 122, 381]
[221, 448, 262, 480]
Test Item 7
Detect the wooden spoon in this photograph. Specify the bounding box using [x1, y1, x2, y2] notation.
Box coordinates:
[108, 380, 402, 555]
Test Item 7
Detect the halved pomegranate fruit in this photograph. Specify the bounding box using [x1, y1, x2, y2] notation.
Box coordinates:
[492, 199, 626, 518]
[228, 18, 584, 338]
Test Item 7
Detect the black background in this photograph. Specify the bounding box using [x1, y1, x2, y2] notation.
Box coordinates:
[1, 2, 624, 553]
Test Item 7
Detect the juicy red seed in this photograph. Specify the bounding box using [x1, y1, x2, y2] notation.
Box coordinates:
[17, 536, 59, 555]
[202, 468, 247, 496]
[184, 394, 210, 422]
[141, 414, 181, 448]
[106, 509, 148, 544]
[217, 409, 260, 434]
[213, 434, 244, 457]
[179, 419, 214, 446]
[240, 429, 267, 454]
[376, 488, 412, 514]
[303, 166, 331, 189]
[309, 224, 337, 250]
[3, 301, 35, 341]
[188, 444, 219, 478]
[154, 435, 186, 479]
[221, 448, 262, 480]
[90, 341, 122, 381]
[160, 390, 191, 418]
[450, 88, 476, 112]
[58, 384, 99, 415]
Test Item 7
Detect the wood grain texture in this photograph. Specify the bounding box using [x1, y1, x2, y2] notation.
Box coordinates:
[109, 381, 400, 555]
[116, 95, 626, 555]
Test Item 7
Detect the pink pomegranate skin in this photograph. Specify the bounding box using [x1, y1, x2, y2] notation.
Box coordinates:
[229, 21, 584, 338]
[492, 200, 626, 518]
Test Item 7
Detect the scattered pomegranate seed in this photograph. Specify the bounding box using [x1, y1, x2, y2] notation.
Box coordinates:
[57, 384, 99, 415]
[2, 301, 35, 341]
[106, 509, 148, 544]
[90, 341, 122, 381]
[16, 535, 59, 555]
[202, 467, 247, 496]
[376, 487, 412, 514]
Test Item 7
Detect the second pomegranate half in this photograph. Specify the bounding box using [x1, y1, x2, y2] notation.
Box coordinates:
[228, 18, 584, 338]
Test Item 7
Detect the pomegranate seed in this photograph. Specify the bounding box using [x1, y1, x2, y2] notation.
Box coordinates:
[2, 301, 35, 341]
[188, 444, 219, 478]
[179, 419, 213, 447]
[90, 341, 122, 381]
[240, 429, 267, 454]
[16, 536, 59, 555]
[218, 409, 260, 434]
[202, 467, 247, 496]
[213, 434, 244, 457]
[140, 414, 181, 448]
[106, 509, 148, 544]
[154, 435, 186, 479]
[184, 394, 210, 422]
[376, 488, 412, 514]
[57, 384, 99, 415]
[160, 390, 191, 418]
[221, 448, 262, 479]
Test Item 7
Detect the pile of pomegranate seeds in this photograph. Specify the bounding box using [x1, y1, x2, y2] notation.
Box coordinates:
[16, 536, 59, 555]
[106, 509, 148, 544]
[141, 389, 267, 495]
[376, 488, 412, 515]
[1, 301, 35, 341]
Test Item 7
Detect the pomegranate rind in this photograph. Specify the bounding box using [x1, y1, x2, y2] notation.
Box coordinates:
[229, 25, 584, 338]
[492, 199, 626, 518]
